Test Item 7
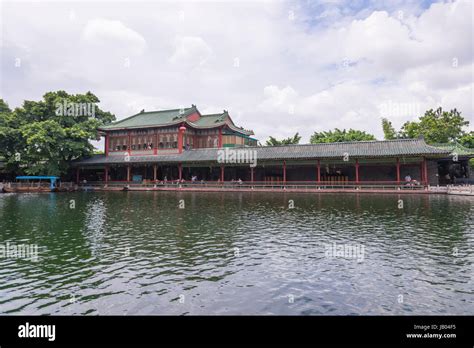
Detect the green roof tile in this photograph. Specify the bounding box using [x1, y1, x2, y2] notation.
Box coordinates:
[99, 107, 254, 135]
[99, 107, 196, 130]
[431, 142, 474, 156]
[191, 113, 226, 127]
[74, 138, 450, 166]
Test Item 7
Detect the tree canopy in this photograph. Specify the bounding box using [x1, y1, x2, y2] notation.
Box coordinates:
[381, 118, 397, 140]
[310, 128, 376, 143]
[381, 108, 471, 144]
[0, 91, 115, 176]
[459, 132, 474, 148]
[265, 132, 301, 146]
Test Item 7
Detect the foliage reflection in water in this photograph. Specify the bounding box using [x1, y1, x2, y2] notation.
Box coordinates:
[0, 192, 472, 315]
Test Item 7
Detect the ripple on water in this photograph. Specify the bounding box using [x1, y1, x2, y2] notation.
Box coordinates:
[0, 192, 473, 315]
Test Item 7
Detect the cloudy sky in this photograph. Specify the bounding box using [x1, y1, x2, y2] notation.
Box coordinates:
[1, 0, 472, 145]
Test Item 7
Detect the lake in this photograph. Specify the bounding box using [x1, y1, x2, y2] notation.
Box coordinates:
[0, 192, 472, 315]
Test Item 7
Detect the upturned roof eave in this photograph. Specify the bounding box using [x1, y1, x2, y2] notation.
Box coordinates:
[98, 106, 197, 131]
[100, 119, 255, 135]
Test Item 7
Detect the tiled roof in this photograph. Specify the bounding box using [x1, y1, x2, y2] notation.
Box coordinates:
[192, 113, 226, 126]
[431, 142, 474, 156]
[74, 138, 450, 166]
[99, 106, 196, 130]
[98, 107, 254, 135]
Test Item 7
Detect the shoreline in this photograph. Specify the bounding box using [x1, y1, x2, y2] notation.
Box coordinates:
[2, 183, 473, 196]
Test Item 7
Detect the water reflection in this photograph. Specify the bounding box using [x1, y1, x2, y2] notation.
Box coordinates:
[84, 198, 106, 257]
[0, 192, 472, 315]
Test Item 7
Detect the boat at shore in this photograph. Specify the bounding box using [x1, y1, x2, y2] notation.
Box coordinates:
[1, 176, 76, 193]
[1, 186, 73, 193]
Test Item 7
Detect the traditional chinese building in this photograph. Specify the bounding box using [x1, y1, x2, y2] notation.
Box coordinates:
[102, 105, 256, 156]
[70, 105, 473, 187]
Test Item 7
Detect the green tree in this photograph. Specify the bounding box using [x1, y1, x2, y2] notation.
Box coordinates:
[381, 118, 397, 140]
[398, 108, 469, 144]
[459, 131, 474, 148]
[0, 91, 115, 176]
[0, 99, 22, 167]
[310, 128, 376, 143]
[266, 132, 301, 146]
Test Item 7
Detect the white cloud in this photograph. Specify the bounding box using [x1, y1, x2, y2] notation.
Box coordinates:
[82, 18, 147, 55]
[1, 0, 472, 145]
[169, 36, 213, 68]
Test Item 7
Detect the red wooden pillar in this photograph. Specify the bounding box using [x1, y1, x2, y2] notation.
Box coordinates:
[178, 163, 183, 180]
[154, 132, 158, 155]
[178, 126, 186, 154]
[423, 157, 428, 185]
[128, 132, 131, 154]
[396, 157, 400, 184]
[105, 134, 109, 156]
[250, 166, 254, 183]
[283, 161, 286, 183]
[355, 159, 360, 183]
[419, 161, 424, 183]
[317, 160, 321, 183]
[153, 165, 157, 181]
[104, 166, 109, 183]
[76, 167, 80, 184]
[218, 127, 223, 148]
[127, 165, 131, 182]
[220, 165, 225, 182]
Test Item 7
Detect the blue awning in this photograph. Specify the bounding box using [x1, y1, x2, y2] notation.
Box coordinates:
[16, 176, 60, 181]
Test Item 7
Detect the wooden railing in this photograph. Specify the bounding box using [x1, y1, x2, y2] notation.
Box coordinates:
[78, 180, 427, 191]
